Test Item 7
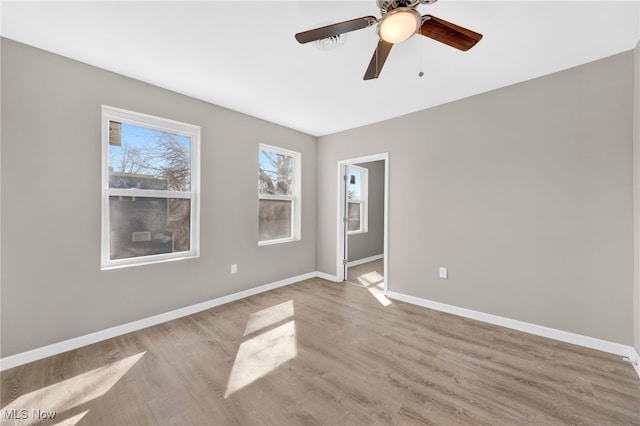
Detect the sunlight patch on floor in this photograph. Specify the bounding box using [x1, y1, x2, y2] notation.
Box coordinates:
[2, 352, 145, 426]
[226, 300, 298, 398]
[355, 271, 384, 287]
[244, 300, 294, 336]
[368, 285, 392, 307]
[350, 270, 390, 306]
[225, 320, 297, 398]
[52, 410, 89, 426]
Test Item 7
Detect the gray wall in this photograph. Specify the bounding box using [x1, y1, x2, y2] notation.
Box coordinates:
[634, 40, 640, 354]
[348, 160, 384, 262]
[317, 51, 635, 345]
[0, 38, 317, 357]
[2, 37, 637, 357]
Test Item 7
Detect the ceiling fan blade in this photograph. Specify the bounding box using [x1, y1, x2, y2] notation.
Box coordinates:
[295, 16, 377, 44]
[363, 39, 393, 80]
[420, 15, 482, 51]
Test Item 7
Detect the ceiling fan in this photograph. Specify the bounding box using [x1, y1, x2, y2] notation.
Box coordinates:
[295, 0, 482, 80]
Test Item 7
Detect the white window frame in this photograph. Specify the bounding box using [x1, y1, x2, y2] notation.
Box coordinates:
[347, 165, 368, 235]
[101, 105, 200, 270]
[258, 143, 301, 246]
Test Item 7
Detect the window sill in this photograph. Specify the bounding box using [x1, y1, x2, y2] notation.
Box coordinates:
[101, 251, 198, 270]
[258, 237, 299, 246]
[348, 231, 368, 235]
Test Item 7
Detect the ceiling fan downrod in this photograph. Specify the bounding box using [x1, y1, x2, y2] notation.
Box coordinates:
[377, 0, 438, 16]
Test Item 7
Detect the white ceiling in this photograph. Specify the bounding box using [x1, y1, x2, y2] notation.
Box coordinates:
[1, 1, 639, 136]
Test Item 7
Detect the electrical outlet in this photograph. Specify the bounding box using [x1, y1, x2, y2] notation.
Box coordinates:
[231, 264, 237, 274]
[439, 267, 448, 279]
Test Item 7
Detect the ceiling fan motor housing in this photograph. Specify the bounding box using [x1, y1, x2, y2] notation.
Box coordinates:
[377, 0, 437, 15]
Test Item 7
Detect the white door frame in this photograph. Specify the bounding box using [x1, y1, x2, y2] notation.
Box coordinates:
[336, 153, 389, 293]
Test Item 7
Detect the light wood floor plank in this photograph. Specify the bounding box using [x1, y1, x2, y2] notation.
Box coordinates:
[2, 266, 639, 425]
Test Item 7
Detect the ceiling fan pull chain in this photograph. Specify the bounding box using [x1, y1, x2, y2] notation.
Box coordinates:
[419, 38, 424, 77]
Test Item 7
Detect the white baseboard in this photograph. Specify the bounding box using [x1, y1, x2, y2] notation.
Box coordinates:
[347, 254, 383, 268]
[627, 348, 640, 378]
[0, 271, 324, 371]
[4, 277, 636, 380]
[387, 291, 640, 379]
[316, 271, 338, 282]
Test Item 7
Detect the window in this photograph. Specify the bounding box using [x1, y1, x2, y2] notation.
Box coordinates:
[258, 144, 301, 245]
[101, 106, 200, 269]
[347, 165, 368, 234]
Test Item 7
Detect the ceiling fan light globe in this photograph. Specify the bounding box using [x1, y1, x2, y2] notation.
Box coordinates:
[378, 8, 421, 44]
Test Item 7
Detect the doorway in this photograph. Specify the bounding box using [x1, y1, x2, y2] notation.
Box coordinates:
[336, 153, 389, 293]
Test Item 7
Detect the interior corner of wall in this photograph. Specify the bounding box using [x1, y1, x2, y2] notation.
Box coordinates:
[634, 38, 640, 354]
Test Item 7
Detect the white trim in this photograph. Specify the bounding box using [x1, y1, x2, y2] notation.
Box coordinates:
[107, 188, 193, 199]
[337, 153, 389, 289]
[627, 348, 640, 378]
[337, 163, 348, 281]
[346, 200, 365, 234]
[257, 236, 298, 246]
[347, 254, 384, 268]
[346, 165, 368, 234]
[387, 291, 640, 379]
[316, 271, 338, 282]
[3, 275, 635, 379]
[101, 105, 201, 270]
[258, 143, 302, 244]
[0, 271, 322, 371]
[633, 40, 640, 380]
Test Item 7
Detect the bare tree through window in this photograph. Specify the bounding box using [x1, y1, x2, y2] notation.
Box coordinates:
[258, 146, 299, 243]
[108, 122, 192, 260]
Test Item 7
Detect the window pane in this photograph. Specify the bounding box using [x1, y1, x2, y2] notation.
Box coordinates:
[347, 169, 362, 200]
[109, 196, 191, 260]
[109, 122, 191, 191]
[259, 150, 293, 196]
[259, 199, 292, 241]
[348, 202, 361, 232]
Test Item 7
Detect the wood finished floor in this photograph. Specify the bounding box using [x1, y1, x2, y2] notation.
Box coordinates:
[347, 259, 384, 289]
[2, 269, 639, 425]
